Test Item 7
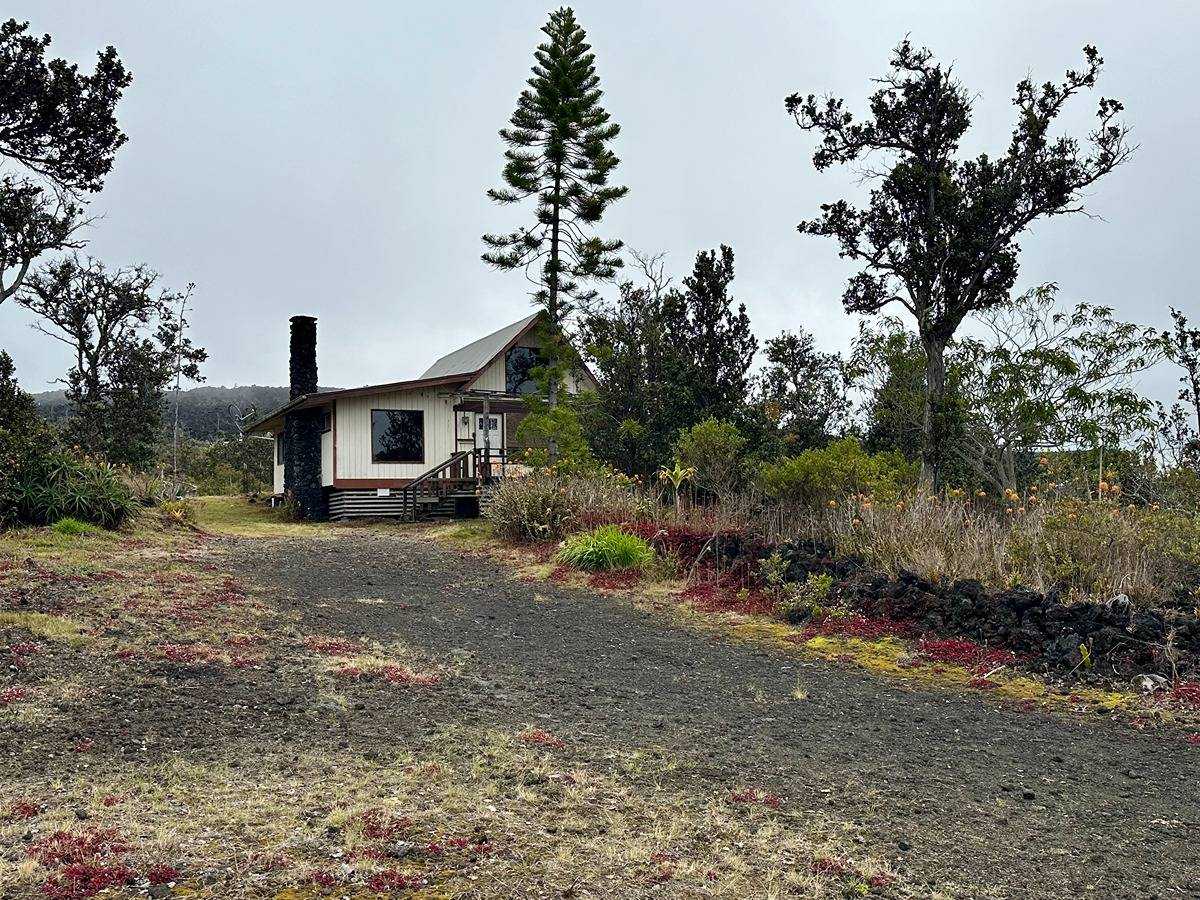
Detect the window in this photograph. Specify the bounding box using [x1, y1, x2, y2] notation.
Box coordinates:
[322, 410, 332, 433]
[276, 433, 285, 464]
[505, 346, 543, 394]
[371, 409, 424, 463]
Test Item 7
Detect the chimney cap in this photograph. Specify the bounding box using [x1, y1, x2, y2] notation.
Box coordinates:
[290, 314, 317, 324]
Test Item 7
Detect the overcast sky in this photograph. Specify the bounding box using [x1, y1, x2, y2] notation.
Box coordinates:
[1, 1, 1196, 406]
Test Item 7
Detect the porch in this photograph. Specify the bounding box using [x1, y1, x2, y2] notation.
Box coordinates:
[326, 446, 513, 521]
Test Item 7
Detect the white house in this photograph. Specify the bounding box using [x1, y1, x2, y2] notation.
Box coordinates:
[246, 312, 596, 520]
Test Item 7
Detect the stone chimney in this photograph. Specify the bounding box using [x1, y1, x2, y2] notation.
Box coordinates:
[289, 315, 318, 399]
[283, 315, 327, 520]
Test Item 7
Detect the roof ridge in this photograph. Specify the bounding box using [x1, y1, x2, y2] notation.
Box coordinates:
[418, 312, 539, 379]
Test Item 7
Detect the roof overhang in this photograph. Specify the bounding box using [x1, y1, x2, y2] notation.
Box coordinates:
[243, 373, 471, 434]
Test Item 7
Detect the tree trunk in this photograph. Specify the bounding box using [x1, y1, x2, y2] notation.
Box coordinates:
[920, 336, 947, 490]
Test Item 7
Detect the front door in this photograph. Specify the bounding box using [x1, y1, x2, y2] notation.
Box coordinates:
[473, 414, 502, 452]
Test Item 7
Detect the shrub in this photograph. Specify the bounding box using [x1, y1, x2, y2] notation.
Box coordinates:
[50, 517, 100, 536]
[674, 418, 747, 498]
[15, 453, 138, 530]
[557, 525, 656, 571]
[0, 351, 58, 529]
[1006, 499, 1200, 602]
[775, 572, 835, 624]
[159, 499, 197, 527]
[487, 470, 646, 542]
[756, 437, 917, 506]
[188, 437, 273, 495]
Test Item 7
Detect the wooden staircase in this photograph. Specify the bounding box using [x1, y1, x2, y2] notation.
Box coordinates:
[327, 449, 503, 522]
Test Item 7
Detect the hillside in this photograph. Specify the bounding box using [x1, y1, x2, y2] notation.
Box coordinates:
[31, 385, 334, 441]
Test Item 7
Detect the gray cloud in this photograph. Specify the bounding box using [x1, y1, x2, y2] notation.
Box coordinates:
[1, 0, 1194, 407]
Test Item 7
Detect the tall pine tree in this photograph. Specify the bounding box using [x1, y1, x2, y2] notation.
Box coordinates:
[483, 7, 626, 461]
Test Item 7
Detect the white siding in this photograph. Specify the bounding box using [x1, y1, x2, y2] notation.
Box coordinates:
[335, 388, 457, 480]
[472, 354, 507, 391]
[273, 436, 284, 493]
[321, 427, 333, 486]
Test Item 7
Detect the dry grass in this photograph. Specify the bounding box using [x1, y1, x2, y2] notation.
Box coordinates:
[811, 493, 1200, 603]
[0, 726, 902, 899]
[1, 507, 918, 899]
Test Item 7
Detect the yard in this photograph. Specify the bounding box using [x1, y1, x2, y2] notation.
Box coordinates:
[1, 498, 1197, 899]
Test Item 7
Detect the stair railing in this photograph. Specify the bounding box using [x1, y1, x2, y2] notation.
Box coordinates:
[398, 450, 473, 521]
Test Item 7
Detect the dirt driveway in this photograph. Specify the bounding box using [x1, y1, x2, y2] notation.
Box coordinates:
[222, 529, 1199, 900]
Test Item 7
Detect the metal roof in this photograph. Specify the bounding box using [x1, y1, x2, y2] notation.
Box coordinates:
[419, 313, 539, 379]
[245, 312, 544, 435]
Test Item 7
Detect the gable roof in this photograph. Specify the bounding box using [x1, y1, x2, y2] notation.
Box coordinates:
[420, 313, 539, 380]
[243, 313, 544, 434]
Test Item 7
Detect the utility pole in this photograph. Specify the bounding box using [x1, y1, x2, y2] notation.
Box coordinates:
[171, 282, 197, 483]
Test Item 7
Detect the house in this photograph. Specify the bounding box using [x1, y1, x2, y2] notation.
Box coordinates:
[245, 313, 596, 521]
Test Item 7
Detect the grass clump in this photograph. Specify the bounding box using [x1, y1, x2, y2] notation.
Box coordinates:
[557, 524, 656, 571]
[50, 517, 100, 537]
[0, 611, 89, 646]
[158, 499, 197, 527]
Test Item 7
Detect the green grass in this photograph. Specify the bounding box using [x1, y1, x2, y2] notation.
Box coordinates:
[557, 525, 657, 571]
[430, 519, 495, 550]
[193, 495, 330, 537]
[0, 611, 90, 646]
[50, 517, 101, 537]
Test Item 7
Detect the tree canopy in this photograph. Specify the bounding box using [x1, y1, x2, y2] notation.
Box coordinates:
[18, 254, 206, 468]
[483, 6, 626, 460]
[786, 40, 1131, 486]
[0, 19, 131, 305]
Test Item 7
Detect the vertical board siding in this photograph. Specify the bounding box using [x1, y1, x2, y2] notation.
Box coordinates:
[472, 355, 507, 391]
[273, 436, 284, 493]
[336, 387, 457, 480]
[320, 428, 333, 486]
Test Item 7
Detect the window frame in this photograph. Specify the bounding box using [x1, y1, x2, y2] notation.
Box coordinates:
[370, 408, 426, 465]
[275, 433, 285, 464]
[505, 345, 543, 395]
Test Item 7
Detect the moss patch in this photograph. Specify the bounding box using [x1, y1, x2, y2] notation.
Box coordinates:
[0, 611, 89, 646]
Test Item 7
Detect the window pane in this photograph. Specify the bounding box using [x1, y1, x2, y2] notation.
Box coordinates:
[505, 346, 542, 394]
[372, 410, 424, 463]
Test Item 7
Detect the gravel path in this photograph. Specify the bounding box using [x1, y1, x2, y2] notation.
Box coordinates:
[225, 530, 1200, 899]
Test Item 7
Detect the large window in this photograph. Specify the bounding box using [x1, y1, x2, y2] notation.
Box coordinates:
[371, 409, 425, 463]
[505, 346, 543, 394]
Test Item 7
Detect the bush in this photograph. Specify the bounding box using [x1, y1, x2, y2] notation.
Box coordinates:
[1006, 499, 1200, 603]
[50, 517, 99, 537]
[756, 437, 917, 506]
[775, 572, 835, 624]
[0, 351, 58, 529]
[15, 453, 138, 530]
[159, 499, 197, 527]
[187, 437, 273, 495]
[674, 418, 747, 498]
[486, 470, 647, 542]
[557, 525, 656, 571]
